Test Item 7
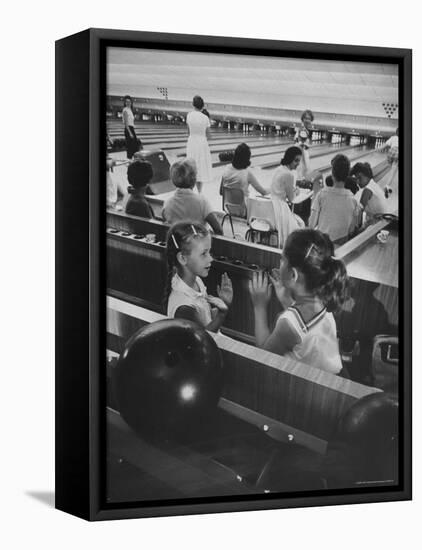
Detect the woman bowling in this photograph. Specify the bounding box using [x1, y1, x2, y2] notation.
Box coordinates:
[186, 95, 213, 193]
[294, 109, 314, 179]
[122, 95, 141, 159]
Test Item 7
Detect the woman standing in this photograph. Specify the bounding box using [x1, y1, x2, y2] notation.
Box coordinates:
[122, 95, 140, 159]
[270, 146, 304, 247]
[186, 95, 213, 193]
[294, 109, 314, 180]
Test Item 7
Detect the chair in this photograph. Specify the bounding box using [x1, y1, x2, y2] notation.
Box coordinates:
[220, 179, 247, 238]
[371, 335, 399, 394]
[246, 197, 279, 246]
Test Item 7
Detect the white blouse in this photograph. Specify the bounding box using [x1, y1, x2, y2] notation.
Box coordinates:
[167, 273, 212, 327]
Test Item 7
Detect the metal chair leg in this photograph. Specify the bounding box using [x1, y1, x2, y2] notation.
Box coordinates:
[228, 214, 235, 238]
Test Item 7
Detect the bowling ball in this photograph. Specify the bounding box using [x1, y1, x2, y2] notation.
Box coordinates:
[336, 393, 398, 450]
[327, 393, 399, 484]
[114, 319, 224, 442]
[218, 150, 235, 163]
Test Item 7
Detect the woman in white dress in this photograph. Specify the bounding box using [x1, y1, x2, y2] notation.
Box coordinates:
[271, 146, 304, 247]
[186, 96, 213, 193]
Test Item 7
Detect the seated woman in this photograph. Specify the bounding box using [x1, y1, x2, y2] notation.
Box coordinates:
[309, 154, 361, 245]
[125, 160, 155, 218]
[221, 143, 269, 216]
[270, 146, 304, 247]
[350, 162, 389, 224]
[162, 159, 223, 235]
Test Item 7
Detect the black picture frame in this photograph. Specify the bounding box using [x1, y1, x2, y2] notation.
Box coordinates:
[55, 28, 412, 521]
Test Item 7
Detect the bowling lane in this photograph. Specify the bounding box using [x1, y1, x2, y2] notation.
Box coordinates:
[158, 135, 293, 155]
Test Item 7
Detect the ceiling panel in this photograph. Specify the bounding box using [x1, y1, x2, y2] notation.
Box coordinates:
[107, 47, 399, 117]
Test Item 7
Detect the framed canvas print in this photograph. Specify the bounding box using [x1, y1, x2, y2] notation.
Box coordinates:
[55, 28, 412, 521]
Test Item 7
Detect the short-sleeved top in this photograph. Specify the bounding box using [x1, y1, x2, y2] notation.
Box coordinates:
[222, 165, 261, 198]
[311, 187, 360, 243]
[363, 179, 389, 220]
[163, 188, 213, 225]
[271, 165, 296, 202]
[275, 306, 342, 374]
[122, 106, 134, 127]
[167, 273, 212, 327]
[385, 135, 399, 163]
[385, 135, 398, 149]
[294, 126, 312, 149]
[125, 195, 154, 218]
[186, 110, 210, 138]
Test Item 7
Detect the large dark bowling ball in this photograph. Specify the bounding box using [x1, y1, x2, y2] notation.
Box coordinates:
[114, 319, 224, 442]
[327, 393, 399, 485]
[337, 392, 398, 449]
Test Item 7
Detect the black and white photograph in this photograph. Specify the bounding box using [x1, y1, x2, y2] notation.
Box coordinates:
[4, 0, 421, 545]
[104, 42, 405, 507]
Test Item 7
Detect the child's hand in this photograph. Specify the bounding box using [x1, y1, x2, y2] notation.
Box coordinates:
[269, 268, 294, 308]
[207, 295, 228, 313]
[248, 271, 272, 309]
[217, 273, 233, 306]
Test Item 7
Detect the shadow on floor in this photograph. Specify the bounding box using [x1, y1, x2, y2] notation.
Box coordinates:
[25, 491, 55, 508]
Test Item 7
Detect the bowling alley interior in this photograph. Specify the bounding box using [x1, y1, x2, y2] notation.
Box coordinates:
[105, 46, 401, 504]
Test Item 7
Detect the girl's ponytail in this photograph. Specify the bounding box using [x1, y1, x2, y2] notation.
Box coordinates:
[319, 255, 350, 312]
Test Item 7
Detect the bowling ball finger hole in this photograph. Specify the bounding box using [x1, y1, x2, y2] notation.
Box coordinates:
[165, 350, 180, 367]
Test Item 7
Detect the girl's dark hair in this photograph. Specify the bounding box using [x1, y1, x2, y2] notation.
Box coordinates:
[193, 95, 204, 110]
[163, 222, 209, 311]
[202, 108, 210, 118]
[284, 229, 350, 312]
[281, 146, 302, 166]
[127, 160, 153, 192]
[232, 143, 251, 170]
[350, 162, 373, 180]
[331, 154, 351, 182]
[301, 109, 314, 122]
[344, 176, 359, 194]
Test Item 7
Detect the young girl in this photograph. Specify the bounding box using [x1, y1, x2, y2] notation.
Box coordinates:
[294, 109, 314, 179]
[249, 229, 349, 374]
[125, 160, 155, 219]
[164, 222, 233, 332]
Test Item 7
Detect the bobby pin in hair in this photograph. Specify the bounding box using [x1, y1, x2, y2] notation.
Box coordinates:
[171, 234, 179, 249]
[304, 243, 316, 260]
[191, 225, 198, 236]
